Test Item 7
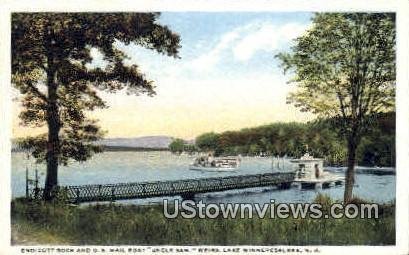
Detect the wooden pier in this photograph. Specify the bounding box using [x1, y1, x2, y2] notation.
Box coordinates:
[292, 173, 345, 189]
[30, 172, 296, 203]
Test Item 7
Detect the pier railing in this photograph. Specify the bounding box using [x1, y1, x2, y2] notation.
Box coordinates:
[28, 171, 295, 203]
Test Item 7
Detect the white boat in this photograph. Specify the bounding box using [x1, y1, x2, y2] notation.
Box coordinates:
[189, 156, 240, 172]
[189, 165, 237, 172]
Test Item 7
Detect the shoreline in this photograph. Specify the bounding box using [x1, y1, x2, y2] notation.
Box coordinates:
[11, 150, 396, 168]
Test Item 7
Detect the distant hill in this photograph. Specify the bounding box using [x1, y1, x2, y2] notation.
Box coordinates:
[96, 136, 174, 149]
[12, 136, 175, 152]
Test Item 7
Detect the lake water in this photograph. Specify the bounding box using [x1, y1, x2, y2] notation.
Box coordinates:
[11, 151, 396, 204]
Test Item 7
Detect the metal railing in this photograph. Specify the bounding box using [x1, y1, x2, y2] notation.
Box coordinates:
[28, 171, 296, 203]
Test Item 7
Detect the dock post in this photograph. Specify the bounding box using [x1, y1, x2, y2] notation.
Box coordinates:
[111, 187, 115, 201]
[278, 182, 292, 190]
[25, 167, 29, 199]
[181, 193, 195, 201]
[34, 168, 39, 199]
[76, 189, 80, 204]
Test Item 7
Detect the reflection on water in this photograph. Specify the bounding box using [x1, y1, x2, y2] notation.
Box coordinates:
[12, 151, 395, 204]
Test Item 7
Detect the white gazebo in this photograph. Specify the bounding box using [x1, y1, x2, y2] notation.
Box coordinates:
[289, 153, 324, 180]
[288, 153, 345, 189]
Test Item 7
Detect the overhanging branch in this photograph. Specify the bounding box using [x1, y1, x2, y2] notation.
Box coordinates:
[26, 81, 48, 103]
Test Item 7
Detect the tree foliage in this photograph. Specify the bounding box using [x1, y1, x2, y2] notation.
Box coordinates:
[195, 132, 220, 152]
[169, 138, 185, 154]
[276, 13, 395, 137]
[168, 138, 197, 154]
[12, 13, 180, 198]
[276, 13, 395, 202]
[193, 113, 394, 167]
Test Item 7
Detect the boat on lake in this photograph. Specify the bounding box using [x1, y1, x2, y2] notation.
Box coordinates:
[189, 156, 240, 172]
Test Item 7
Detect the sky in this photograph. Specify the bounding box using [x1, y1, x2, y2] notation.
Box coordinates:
[13, 12, 315, 139]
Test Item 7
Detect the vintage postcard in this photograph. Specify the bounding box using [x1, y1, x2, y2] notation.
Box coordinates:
[1, 0, 408, 254]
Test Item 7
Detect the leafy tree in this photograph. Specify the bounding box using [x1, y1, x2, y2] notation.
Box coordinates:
[356, 113, 395, 167]
[195, 132, 220, 152]
[12, 13, 180, 200]
[276, 13, 395, 202]
[194, 113, 394, 166]
[183, 144, 197, 154]
[169, 138, 185, 154]
[248, 144, 261, 156]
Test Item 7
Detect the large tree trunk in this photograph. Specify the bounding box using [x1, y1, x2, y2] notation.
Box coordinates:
[43, 66, 60, 201]
[344, 137, 357, 204]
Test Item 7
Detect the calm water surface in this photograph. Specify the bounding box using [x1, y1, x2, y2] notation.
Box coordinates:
[12, 151, 395, 204]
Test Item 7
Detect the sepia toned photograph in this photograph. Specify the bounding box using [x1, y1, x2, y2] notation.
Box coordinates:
[1, 1, 408, 254]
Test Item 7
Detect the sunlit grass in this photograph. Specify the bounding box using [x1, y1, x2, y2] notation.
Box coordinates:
[11, 197, 395, 245]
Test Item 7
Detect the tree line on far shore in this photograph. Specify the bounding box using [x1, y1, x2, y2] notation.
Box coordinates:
[13, 13, 394, 203]
[169, 112, 395, 167]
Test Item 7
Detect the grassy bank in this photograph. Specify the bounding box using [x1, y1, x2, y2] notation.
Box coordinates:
[11, 196, 395, 246]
